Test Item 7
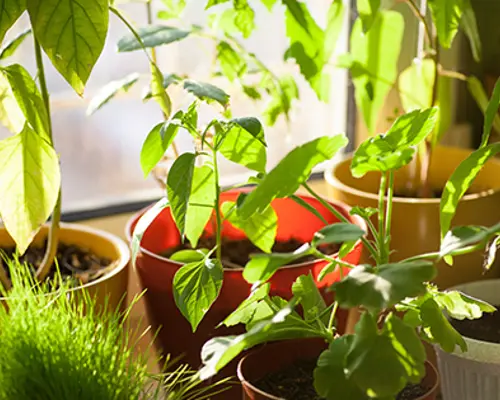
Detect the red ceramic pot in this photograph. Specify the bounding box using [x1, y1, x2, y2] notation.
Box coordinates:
[238, 339, 440, 400]
[126, 191, 365, 398]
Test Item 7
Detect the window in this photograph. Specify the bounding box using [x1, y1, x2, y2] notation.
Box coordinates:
[0, 1, 350, 215]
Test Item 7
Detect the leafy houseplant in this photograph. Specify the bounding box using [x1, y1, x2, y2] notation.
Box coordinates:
[198, 107, 500, 399]
[0, 259, 227, 400]
[0, 1, 129, 300]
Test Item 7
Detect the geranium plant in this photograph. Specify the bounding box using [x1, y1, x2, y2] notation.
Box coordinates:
[197, 107, 500, 399]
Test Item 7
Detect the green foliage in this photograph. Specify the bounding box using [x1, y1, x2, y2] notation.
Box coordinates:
[0, 124, 60, 254]
[292, 273, 328, 327]
[140, 121, 179, 177]
[183, 80, 229, 107]
[428, 0, 463, 49]
[221, 283, 270, 327]
[117, 25, 192, 52]
[312, 223, 365, 248]
[461, 0, 481, 62]
[0, 29, 31, 60]
[0, 0, 25, 44]
[87, 73, 140, 116]
[158, 0, 186, 20]
[216, 41, 246, 82]
[357, 0, 380, 32]
[27, 0, 108, 95]
[151, 62, 172, 117]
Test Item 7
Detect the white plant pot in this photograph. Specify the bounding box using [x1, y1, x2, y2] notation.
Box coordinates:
[436, 279, 500, 400]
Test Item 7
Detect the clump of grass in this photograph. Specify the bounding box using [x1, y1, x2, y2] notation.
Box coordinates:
[0, 259, 228, 400]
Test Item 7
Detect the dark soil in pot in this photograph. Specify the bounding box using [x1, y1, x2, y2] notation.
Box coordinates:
[162, 236, 340, 268]
[1, 240, 113, 286]
[450, 306, 500, 343]
[252, 357, 431, 400]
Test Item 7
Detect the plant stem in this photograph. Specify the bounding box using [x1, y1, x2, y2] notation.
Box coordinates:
[404, 0, 432, 46]
[377, 173, 388, 263]
[212, 149, 222, 263]
[384, 171, 395, 260]
[34, 38, 61, 282]
[301, 182, 378, 261]
[327, 301, 339, 332]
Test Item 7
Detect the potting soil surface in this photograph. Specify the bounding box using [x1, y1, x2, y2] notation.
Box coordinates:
[252, 357, 429, 400]
[162, 236, 340, 268]
[1, 241, 113, 286]
[450, 306, 500, 344]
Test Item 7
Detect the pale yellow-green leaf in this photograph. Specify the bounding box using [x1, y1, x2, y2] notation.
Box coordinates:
[0, 73, 25, 133]
[27, 0, 108, 95]
[0, 0, 25, 44]
[0, 124, 60, 254]
[399, 59, 434, 112]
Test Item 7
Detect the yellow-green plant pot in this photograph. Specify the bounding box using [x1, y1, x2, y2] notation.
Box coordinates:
[325, 146, 500, 289]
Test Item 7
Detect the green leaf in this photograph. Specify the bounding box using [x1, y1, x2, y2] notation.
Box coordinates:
[221, 201, 277, 253]
[485, 236, 500, 272]
[200, 303, 322, 379]
[221, 283, 270, 327]
[184, 80, 229, 107]
[27, 0, 108, 95]
[428, 0, 463, 49]
[440, 143, 500, 237]
[0, 28, 31, 60]
[243, 244, 311, 284]
[173, 257, 223, 331]
[283, 0, 329, 100]
[206, 0, 229, 7]
[325, 0, 345, 61]
[231, 117, 266, 145]
[290, 194, 328, 225]
[461, 0, 481, 62]
[292, 273, 328, 326]
[233, 0, 255, 38]
[399, 59, 434, 112]
[0, 73, 25, 134]
[434, 290, 496, 320]
[0, 0, 25, 44]
[314, 336, 366, 400]
[117, 25, 191, 52]
[345, 313, 425, 398]
[481, 78, 500, 148]
[439, 224, 500, 258]
[142, 73, 181, 101]
[349, 11, 404, 133]
[208, 7, 239, 35]
[0, 124, 60, 254]
[87, 73, 140, 116]
[217, 121, 267, 172]
[261, 0, 277, 11]
[216, 41, 246, 82]
[420, 298, 466, 352]
[151, 62, 172, 118]
[166, 153, 197, 238]
[131, 198, 169, 267]
[333, 261, 436, 311]
[468, 76, 500, 135]
[140, 122, 179, 177]
[239, 135, 348, 219]
[351, 108, 438, 177]
[185, 165, 216, 248]
[357, 0, 380, 32]
[263, 75, 298, 125]
[350, 206, 377, 220]
[170, 249, 207, 263]
[312, 223, 365, 248]
[158, 0, 186, 20]
[242, 85, 261, 100]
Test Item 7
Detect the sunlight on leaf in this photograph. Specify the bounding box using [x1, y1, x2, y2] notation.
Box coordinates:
[0, 0, 25, 44]
[87, 73, 140, 116]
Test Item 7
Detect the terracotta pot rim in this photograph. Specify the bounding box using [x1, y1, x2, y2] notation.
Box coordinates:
[324, 147, 500, 205]
[236, 340, 440, 400]
[125, 193, 367, 272]
[0, 222, 130, 299]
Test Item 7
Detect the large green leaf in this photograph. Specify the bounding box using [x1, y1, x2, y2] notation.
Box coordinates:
[140, 121, 179, 177]
[434, 290, 496, 320]
[312, 223, 365, 248]
[27, 0, 108, 95]
[0, 0, 25, 44]
[216, 120, 267, 172]
[184, 80, 229, 108]
[440, 143, 500, 237]
[238, 135, 348, 219]
[0, 124, 60, 254]
[166, 152, 196, 238]
[117, 25, 191, 52]
[461, 0, 481, 62]
[292, 273, 328, 327]
[314, 336, 366, 400]
[263, 75, 298, 125]
[283, 0, 329, 100]
[0, 73, 24, 134]
[345, 313, 426, 398]
[221, 201, 277, 253]
[428, 0, 463, 49]
[185, 165, 216, 248]
[481, 77, 500, 148]
[349, 11, 404, 133]
[173, 257, 223, 331]
[216, 41, 246, 82]
[399, 59, 434, 112]
[439, 224, 500, 258]
[0, 28, 31, 60]
[351, 108, 438, 177]
[324, 0, 345, 61]
[1, 64, 50, 141]
[333, 261, 436, 312]
[232, 0, 255, 38]
[87, 73, 140, 116]
[357, 0, 380, 32]
[221, 283, 270, 327]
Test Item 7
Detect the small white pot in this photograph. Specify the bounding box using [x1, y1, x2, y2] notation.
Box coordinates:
[436, 279, 500, 400]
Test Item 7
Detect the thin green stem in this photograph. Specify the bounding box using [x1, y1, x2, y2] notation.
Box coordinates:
[404, 0, 432, 46]
[384, 171, 395, 260]
[328, 302, 339, 333]
[402, 243, 484, 264]
[34, 38, 61, 282]
[212, 148, 222, 263]
[311, 248, 357, 270]
[378, 173, 388, 264]
[302, 182, 378, 261]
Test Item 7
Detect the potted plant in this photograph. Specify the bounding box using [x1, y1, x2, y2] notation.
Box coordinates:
[199, 107, 500, 399]
[0, 2, 129, 310]
[325, 1, 500, 289]
[0, 258, 228, 400]
[128, 92, 368, 399]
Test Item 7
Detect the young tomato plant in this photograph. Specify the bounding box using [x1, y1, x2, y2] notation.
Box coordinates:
[199, 107, 500, 399]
